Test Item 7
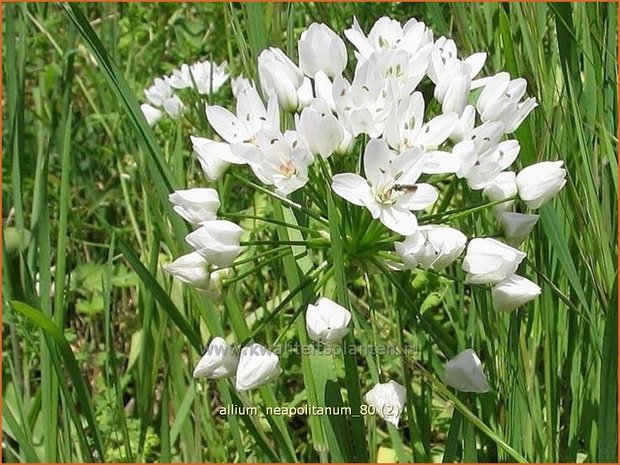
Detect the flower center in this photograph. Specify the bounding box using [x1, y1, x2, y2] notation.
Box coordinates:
[279, 161, 297, 178]
[375, 186, 396, 205]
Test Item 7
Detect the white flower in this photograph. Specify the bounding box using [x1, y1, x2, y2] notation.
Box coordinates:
[206, 84, 280, 145]
[444, 349, 490, 393]
[364, 380, 407, 427]
[231, 75, 252, 97]
[162, 95, 184, 119]
[298, 23, 347, 78]
[462, 237, 526, 284]
[164, 252, 210, 289]
[427, 37, 486, 84]
[462, 140, 521, 190]
[190, 136, 240, 181]
[482, 171, 517, 213]
[190, 60, 229, 95]
[476, 72, 538, 133]
[332, 58, 393, 137]
[395, 225, 467, 270]
[305, 297, 351, 344]
[235, 343, 282, 391]
[499, 212, 539, 246]
[296, 77, 314, 110]
[233, 129, 313, 196]
[168, 188, 220, 225]
[516, 161, 567, 209]
[427, 37, 486, 116]
[491, 274, 541, 312]
[140, 104, 163, 126]
[258, 48, 304, 111]
[345, 16, 433, 68]
[296, 98, 344, 158]
[145, 77, 173, 106]
[144, 78, 184, 118]
[166, 64, 193, 89]
[332, 139, 438, 236]
[193, 337, 239, 379]
[384, 91, 458, 173]
[185, 220, 244, 268]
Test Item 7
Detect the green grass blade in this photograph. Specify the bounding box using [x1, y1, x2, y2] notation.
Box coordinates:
[598, 276, 618, 462]
[9, 300, 105, 461]
[118, 240, 202, 352]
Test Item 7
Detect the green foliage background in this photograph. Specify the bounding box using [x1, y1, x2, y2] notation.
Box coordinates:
[2, 2, 618, 463]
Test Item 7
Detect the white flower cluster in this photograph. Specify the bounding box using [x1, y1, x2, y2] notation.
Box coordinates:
[159, 16, 568, 426]
[141, 60, 229, 126]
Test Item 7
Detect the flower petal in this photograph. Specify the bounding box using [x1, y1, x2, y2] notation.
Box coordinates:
[396, 183, 438, 211]
[332, 173, 374, 208]
[206, 105, 249, 144]
[379, 206, 418, 236]
[363, 139, 392, 185]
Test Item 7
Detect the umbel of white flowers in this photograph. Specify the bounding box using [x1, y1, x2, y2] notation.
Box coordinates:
[141, 60, 229, 126]
[158, 14, 569, 405]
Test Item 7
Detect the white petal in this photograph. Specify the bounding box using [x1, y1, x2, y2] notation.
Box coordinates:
[423, 151, 460, 174]
[396, 183, 438, 211]
[206, 105, 249, 144]
[379, 206, 418, 236]
[417, 113, 458, 148]
[235, 343, 282, 391]
[140, 104, 163, 126]
[364, 139, 393, 185]
[464, 52, 487, 78]
[331, 173, 375, 208]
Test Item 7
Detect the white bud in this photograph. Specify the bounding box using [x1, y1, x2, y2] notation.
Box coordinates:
[185, 220, 243, 268]
[258, 48, 304, 111]
[235, 343, 282, 391]
[395, 225, 467, 270]
[140, 104, 163, 126]
[168, 188, 220, 225]
[516, 161, 567, 209]
[297, 99, 344, 159]
[298, 23, 347, 78]
[444, 349, 490, 393]
[164, 252, 210, 289]
[462, 238, 526, 284]
[491, 274, 541, 312]
[364, 380, 407, 427]
[193, 337, 239, 379]
[305, 297, 351, 344]
[499, 212, 539, 246]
